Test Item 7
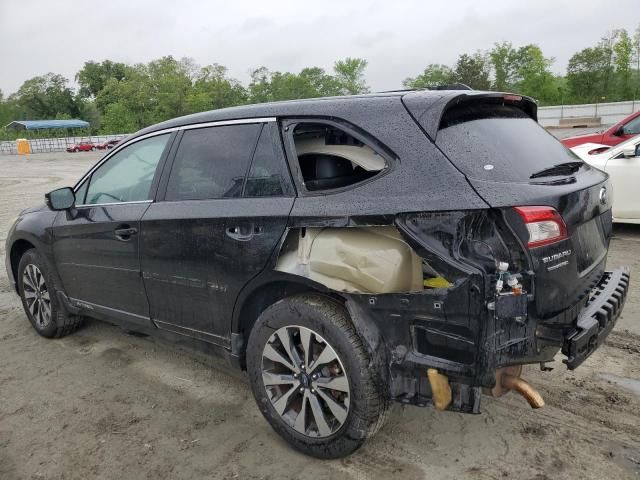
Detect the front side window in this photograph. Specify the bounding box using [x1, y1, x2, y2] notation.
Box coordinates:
[84, 134, 170, 205]
[74, 179, 88, 205]
[624, 116, 640, 135]
[165, 124, 261, 201]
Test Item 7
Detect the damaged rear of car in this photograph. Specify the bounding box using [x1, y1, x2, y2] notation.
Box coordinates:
[6, 88, 630, 460]
[240, 90, 630, 457]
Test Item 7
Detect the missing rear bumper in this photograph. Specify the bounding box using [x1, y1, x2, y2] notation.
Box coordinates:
[562, 267, 631, 369]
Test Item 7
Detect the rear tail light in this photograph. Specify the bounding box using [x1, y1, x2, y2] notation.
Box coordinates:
[514, 206, 567, 248]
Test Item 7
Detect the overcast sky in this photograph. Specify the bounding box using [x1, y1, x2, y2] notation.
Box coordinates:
[1, 0, 638, 95]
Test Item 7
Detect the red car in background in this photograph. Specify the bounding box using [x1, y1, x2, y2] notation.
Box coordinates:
[561, 110, 640, 149]
[66, 142, 96, 152]
[97, 139, 121, 150]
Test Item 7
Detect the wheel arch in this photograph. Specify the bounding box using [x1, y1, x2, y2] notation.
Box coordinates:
[232, 276, 332, 368]
[231, 274, 386, 377]
[9, 238, 36, 293]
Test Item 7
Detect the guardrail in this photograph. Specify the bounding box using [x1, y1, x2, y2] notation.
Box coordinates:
[538, 100, 640, 127]
[0, 134, 128, 155]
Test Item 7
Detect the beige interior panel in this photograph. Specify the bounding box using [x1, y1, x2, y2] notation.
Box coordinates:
[276, 227, 423, 293]
[295, 138, 386, 172]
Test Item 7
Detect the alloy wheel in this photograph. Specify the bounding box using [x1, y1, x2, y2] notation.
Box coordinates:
[22, 264, 52, 329]
[261, 325, 350, 438]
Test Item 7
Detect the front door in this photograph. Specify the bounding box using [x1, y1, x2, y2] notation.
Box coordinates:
[605, 140, 640, 220]
[140, 121, 295, 343]
[52, 133, 173, 324]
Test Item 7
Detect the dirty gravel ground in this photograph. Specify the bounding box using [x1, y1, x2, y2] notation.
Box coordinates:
[1, 151, 639, 480]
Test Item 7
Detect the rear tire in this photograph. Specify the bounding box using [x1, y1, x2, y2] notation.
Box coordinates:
[17, 249, 83, 338]
[246, 293, 389, 459]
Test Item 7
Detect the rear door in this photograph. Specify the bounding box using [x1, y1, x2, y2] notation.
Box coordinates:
[52, 133, 173, 324]
[140, 120, 295, 343]
[423, 99, 611, 317]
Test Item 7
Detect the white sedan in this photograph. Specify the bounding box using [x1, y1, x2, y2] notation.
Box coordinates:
[570, 134, 640, 224]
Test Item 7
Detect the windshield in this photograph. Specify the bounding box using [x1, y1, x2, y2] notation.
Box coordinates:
[436, 104, 585, 183]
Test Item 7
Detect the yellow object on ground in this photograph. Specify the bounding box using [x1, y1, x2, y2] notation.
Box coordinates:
[16, 139, 31, 155]
[427, 368, 452, 411]
[423, 277, 452, 289]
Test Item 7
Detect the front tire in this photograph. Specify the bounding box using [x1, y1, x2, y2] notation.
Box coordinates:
[246, 294, 389, 459]
[17, 249, 83, 338]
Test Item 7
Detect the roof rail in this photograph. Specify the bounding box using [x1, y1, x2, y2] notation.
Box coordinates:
[376, 83, 473, 94]
[427, 83, 472, 91]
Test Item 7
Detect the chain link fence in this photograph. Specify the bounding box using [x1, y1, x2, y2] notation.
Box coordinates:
[0, 134, 129, 155]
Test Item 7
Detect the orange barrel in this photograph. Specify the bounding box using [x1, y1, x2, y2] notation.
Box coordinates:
[16, 139, 31, 155]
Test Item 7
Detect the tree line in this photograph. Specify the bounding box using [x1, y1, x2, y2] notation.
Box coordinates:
[1, 25, 639, 138]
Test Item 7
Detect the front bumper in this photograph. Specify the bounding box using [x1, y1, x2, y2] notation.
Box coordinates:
[562, 267, 631, 369]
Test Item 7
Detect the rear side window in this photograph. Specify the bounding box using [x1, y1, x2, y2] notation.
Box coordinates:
[165, 124, 261, 201]
[290, 123, 386, 192]
[437, 104, 582, 183]
[244, 124, 294, 197]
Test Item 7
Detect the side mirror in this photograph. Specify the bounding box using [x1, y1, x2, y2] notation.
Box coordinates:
[45, 187, 75, 210]
[613, 126, 625, 137]
[621, 145, 638, 158]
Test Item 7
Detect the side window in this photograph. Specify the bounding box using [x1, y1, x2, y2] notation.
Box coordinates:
[85, 134, 170, 205]
[624, 116, 640, 135]
[165, 124, 261, 201]
[74, 180, 88, 205]
[291, 123, 386, 192]
[244, 124, 294, 197]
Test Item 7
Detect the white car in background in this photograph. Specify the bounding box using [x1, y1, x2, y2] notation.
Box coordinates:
[570, 134, 640, 224]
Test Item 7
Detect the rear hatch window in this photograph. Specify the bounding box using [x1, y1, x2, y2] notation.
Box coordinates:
[436, 103, 586, 183]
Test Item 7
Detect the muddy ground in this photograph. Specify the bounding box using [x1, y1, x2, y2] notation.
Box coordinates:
[1, 151, 639, 480]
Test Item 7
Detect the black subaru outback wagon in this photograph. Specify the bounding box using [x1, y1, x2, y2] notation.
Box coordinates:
[5, 89, 630, 458]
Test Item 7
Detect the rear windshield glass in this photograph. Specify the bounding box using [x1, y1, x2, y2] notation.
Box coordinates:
[436, 104, 583, 183]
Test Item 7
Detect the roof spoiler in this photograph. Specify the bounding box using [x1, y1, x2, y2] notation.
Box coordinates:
[401, 91, 537, 140]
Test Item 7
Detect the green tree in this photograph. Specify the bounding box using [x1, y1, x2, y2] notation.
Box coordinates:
[96, 67, 155, 131]
[452, 52, 491, 90]
[613, 29, 634, 100]
[76, 60, 128, 98]
[185, 64, 247, 113]
[511, 45, 559, 104]
[489, 41, 518, 91]
[248, 65, 342, 103]
[403, 64, 454, 88]
[634, 25, 640, 100]
[299, 67, 342, 96]
[100, 102, 139, 134]
[566, 46, 610, 102]
[334, 58, 370, 95]
[0, 89, 16, 127]
[11, 73, 79, 119]
[146, 55, 193, 121]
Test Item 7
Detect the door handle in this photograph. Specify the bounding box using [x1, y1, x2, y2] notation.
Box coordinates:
[114, 226, 138, 241]
[226, 224, 263, 242]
